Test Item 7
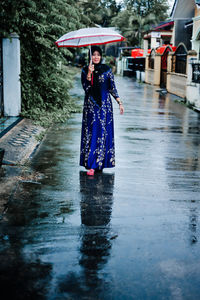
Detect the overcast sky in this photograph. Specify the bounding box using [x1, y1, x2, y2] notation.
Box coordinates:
[168, 0, 174, 9]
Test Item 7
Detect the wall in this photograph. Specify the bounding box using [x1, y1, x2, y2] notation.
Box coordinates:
[172, 0, 196, 19]
[167, 72, 187, 98]
[192, 6, 200, 57]
[145, 54, 161, 86]
[2, 34, 21, 116]
[174, 20, 192, 50]
[186, 53, 200, 111]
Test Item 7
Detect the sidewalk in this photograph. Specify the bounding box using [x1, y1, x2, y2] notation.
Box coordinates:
[0, 118, 43, 213]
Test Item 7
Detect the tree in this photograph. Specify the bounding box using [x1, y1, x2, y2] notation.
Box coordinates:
[0, 0, 86, 116]
[112, 0, 169, 46]
[77, 0, 121, 27]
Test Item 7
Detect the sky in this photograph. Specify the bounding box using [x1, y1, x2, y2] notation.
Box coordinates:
[168, 0, 174, 10]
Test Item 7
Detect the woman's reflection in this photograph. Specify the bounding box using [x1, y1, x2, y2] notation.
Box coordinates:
[79, 171, 115, 290]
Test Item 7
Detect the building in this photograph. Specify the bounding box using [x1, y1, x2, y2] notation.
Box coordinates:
[143, 21, 174, 56]
[191, 0, 200, 58]
[145, 0, 200, 110]
[170, 0, 196, 50]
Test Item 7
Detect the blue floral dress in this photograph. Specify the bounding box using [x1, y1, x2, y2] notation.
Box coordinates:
[80, 65, 119, 170]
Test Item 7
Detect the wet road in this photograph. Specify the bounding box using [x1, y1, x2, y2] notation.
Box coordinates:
[1, 75, 200, 300]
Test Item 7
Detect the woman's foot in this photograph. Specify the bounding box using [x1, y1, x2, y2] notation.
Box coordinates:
[87, 169, 94, 176]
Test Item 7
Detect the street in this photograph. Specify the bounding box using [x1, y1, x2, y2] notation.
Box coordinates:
[0, 74, 200, 300]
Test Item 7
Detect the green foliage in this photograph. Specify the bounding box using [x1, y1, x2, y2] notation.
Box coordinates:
[112, 0, 169, 46]
[0, 0, 85, 120]
[105, 56, 116, 68]
[0, 0, 169, 123]
[21, 66, 82, 128]
[77, 0, 121, 27]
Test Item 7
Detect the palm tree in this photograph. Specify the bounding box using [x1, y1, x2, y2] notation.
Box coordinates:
[129, 13, 157, 47]
[112, 9, 157, 46]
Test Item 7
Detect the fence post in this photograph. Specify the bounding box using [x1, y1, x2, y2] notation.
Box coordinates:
[2, 33, 21, 116]
[186, 50, 197, 79]
[166, 52, 174, 92]
[154, 53, 161, 86]
[145, 55, 149, 83]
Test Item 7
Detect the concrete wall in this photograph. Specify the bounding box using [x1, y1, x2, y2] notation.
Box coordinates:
[186, 53, 200, 111]
[3, 34, 21, 116]
[167, 72, 187, 98]
[145, 69, 155, 85]
[186, 81, 200, 111]
[145, 54, 161, 86]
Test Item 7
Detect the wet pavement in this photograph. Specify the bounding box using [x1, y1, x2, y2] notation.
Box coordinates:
[0, 75, 200, 300]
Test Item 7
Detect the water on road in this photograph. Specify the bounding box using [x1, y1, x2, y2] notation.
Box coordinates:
[0, 75, 200, 300]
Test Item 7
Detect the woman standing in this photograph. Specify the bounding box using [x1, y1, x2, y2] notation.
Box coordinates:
[80, 46, 124, 176]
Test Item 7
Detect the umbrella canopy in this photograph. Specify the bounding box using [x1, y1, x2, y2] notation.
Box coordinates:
[55, 27, 125, 48]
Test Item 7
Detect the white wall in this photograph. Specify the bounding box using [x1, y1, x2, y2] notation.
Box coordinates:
[3, 34, 21, 116]
[186, 58, 200, 111]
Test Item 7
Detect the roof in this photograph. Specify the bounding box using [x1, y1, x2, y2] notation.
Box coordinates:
[152, 21, 174, 31]
[143, 20, 174, 37]
[170, 0, 197, 19]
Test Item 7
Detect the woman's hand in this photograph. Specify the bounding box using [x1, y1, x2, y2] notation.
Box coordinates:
[88, 61, 94, 76]
[119, 104, 124, 115]
[116, 98, 124, 115]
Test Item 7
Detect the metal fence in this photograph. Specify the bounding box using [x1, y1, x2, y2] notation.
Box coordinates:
[192, 63, 200, 83]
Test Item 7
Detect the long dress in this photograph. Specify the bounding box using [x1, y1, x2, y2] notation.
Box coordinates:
[80, 65, 119, 170]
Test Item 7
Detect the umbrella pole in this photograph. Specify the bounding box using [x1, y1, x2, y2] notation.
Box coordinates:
[90, 45, 92, 62]
[89, 45, 93, 85]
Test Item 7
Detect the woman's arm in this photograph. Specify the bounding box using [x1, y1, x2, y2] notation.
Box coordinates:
[108, 70, 124, 115]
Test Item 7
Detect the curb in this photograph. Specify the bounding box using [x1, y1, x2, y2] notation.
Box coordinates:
[0, 118, 44, 165]
[0, 118, 44, 214]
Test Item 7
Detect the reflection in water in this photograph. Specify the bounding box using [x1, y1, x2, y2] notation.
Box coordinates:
[57, 172, 115, 298]
[79, 171, 114, 290]
[189, 207, 198, 244]
[80, 171, 114, 226]
[0, 224, 52, 300]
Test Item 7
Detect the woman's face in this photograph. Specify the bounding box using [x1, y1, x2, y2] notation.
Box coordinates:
[92, 51, 101, 64]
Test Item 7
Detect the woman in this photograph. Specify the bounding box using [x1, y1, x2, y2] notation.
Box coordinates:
[80, 46, 124, 176]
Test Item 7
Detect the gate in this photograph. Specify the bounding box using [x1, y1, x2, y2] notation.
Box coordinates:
[192, 63, 200, 83]
[160, 46, 173, 88]
[0, 39, 3, 116]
